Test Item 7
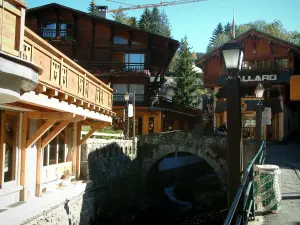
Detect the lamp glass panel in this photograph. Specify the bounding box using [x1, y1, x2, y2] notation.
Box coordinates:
[238, 51, 244, 71]
[255, 84, 265, 98]
[223, 49, 240, 69]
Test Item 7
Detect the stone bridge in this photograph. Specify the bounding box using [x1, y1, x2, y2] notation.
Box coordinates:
[137, 131, 228, 186]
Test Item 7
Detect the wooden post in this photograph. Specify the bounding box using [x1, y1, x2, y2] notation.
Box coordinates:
[0, 111, 7, 187]
[72, 123, 77, 177]
[35, 120, 43, 197]
[76, 122, 82, 179]
[20, 112, 28, 201]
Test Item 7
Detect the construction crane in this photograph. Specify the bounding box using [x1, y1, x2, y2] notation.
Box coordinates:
[105, 0, 207, 13]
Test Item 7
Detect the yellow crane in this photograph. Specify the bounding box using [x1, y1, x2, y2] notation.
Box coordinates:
[105, 0, 207, 13]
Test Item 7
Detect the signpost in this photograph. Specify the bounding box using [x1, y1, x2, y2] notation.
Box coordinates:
[262, 107, 272, 125]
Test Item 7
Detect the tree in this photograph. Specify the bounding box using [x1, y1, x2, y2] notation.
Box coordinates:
[150, 7, 161, 35]
[173, 36, 200, 107]
[87, 0, 97, 15]
[128, 17, 138, 28]
[112, 8, 129, 24]
[160, 10, 172, 37]
[138, 8, 153, 31]
[207, 33, 230, 52]
[224, 22, 232, 37]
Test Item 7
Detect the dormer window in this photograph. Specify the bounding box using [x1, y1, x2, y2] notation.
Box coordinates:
[113, 36, 128, 44]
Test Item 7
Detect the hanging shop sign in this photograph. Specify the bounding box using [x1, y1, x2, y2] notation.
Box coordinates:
[239, 75, 278, 82]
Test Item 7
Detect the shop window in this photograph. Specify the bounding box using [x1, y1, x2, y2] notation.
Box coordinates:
[43, 127, 66, 166]
[0, 112, 18, 184]
[114, 36, 128, 44]
[242, 114, 256, 139]
[148, 117, 154, 134]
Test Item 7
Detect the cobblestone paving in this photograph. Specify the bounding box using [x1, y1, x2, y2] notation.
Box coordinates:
[263, 141, 300, 225]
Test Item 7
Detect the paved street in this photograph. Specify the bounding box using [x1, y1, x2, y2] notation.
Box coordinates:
[263, 139, 300, 225]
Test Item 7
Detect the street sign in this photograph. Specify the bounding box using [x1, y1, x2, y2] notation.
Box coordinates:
[262, 107, 272, 125]
[128, 104, 133, 117]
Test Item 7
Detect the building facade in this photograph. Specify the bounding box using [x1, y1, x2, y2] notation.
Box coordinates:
[0, 0, 113, 208]
[197, 29, 300, 141]
[25, 3, 202, 135]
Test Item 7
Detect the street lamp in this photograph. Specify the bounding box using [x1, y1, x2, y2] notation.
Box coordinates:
[124, 92, 136, 150]
[255, 83, 265, 153]
[222, 41, 244, 205]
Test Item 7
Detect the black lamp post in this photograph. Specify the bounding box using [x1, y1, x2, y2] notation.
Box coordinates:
[222, 42, 244, 205]
[124, 92, 136, 148]
[255, 83, 265, 153]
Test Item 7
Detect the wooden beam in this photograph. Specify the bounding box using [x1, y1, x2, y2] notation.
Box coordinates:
[68, 96, 76, 104]
[46, 89, 58, 97]
[41, 120, 70, 149]
[35, 84, 47, 94]
[20, 112, 28, 201]
[76, 99, 84, 106]
[79, 122, 105, 146]
[28, 112, 75, 120]
[83, 102, 90, 109]
[35, 120, 43, 197]
[58, 92, 68, 102]
[67, 115, 86, 122]
[26, 119, 57, 149]
[0, 111, 7, 186]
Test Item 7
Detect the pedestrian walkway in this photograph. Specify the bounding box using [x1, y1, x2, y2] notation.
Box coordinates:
[262, 141, 300, 225]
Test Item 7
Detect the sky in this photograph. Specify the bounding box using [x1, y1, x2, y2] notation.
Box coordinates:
[26, 0, 300, 53]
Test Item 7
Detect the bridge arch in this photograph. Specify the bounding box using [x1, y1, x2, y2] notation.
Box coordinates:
[139, 131, 228, 187]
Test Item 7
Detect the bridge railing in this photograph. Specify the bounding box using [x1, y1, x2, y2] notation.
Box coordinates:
[223, 141, 266, 225]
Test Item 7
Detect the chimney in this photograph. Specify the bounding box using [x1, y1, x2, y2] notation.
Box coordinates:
[96, 6, 108, 18]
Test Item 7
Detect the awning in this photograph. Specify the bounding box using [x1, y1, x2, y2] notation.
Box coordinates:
[215, 99, 282, 113]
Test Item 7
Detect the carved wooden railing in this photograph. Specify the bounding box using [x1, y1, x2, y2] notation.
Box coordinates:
[22, 27, 114, 113]
[0, 0, 27, 57]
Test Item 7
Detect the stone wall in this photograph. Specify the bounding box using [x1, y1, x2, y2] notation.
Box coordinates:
[81, 138, 137, 181]
[24, 192, 93, 225]
[79, 138, 147, 224]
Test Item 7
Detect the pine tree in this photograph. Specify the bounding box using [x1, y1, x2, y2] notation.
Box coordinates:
[160, 10, 171, 37]
[150, 7, 161, 34]
[88, 0, 97, 15]
[138, 8, 153, 31]
[173, 36, 200, 107]
[128, 17, 138, 28]
[224, 22, 232, 37]
[112, 8, 129, 24]
[207, 23, 224, 51]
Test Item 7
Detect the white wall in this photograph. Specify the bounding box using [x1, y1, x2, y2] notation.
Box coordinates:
[26, 120, 38, 200]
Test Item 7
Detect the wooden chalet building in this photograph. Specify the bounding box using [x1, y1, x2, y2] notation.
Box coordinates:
[25, 3, 202, 135]
[0, 0, 113, 209]
[197, 29, 300, 141]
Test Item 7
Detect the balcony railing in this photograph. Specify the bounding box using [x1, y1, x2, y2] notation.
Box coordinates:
[22, 27, 113, 112]
[36, 29, 73, 39]
[79, 62, 149, 75]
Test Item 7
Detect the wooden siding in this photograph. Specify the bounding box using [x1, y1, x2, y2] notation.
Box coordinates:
[0, 0, 26, 57]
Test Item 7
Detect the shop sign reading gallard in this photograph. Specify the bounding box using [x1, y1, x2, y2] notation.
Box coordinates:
[239, 74, 277, 82]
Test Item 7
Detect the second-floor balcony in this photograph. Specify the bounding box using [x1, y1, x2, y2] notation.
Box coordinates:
[21, 27, 114, 113]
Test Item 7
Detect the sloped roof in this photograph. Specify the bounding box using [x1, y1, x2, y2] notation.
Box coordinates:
[27, 3, 179, 45]
[197, 28, 300, 66]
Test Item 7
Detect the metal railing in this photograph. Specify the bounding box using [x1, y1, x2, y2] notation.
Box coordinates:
[223, 141, 266, 225]
[113, 94, 144, 103]
[36, 29, 73, 38]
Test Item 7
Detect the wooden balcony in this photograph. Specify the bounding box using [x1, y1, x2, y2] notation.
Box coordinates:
[21, 27, 114, 114]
